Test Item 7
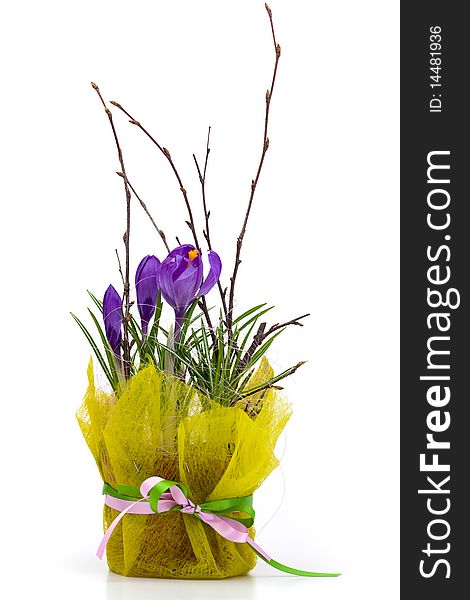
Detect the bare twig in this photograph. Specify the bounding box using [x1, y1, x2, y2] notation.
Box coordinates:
[91, 82, 132, 378]
[241, 322, 267, 370]
[116, 172, 170, 252]
[264, 313, 310, 338]
[196, 300, 217, 346]
[239, 313, 309, 371]
[110, 99, 217, 344]
[227, 3, 281, 336]
[239, 360, 307, 401]
[109, 100, 201, 249]
[115, 249, 125, 286]
[193, 127, 228, 318]
[193, 127, 212, 248]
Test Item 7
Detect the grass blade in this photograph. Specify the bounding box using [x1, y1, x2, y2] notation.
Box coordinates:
[71, 312, 115, 389]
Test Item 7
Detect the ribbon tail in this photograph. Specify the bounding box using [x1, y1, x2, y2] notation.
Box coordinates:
[96, 498, 145, 560]
[97, 480, 341, 578]
[197, 512, 249, 544]
[245, 536, 271, 561]
[246, 538, 341, 577]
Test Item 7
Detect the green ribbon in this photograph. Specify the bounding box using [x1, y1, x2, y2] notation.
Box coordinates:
[102, 482, 340, 577]
[103, 482, 256, 527]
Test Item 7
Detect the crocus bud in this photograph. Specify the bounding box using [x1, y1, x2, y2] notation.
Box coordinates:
[103, 284, 122, 361]
[135, 255, 161, 336]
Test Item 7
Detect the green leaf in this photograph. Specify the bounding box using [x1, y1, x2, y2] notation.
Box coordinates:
[128, 315, 144, 356]
[237, 306, 274, 333]
[233, 303, 267, 325]
[248, 329, 284, 366]
[71, 312, 116, 390]
[178, 299, 200, 345]
[145, 291, 163, 356]
[232, 330, 284, 389]
[87, 308, 119, 389]
[230, 318, 258, 376]
[213, 324, 225, 393]
[240, 361, 306, 398]
[199, 318, 214, 387]
[155, 340, 207, 382]
[87, 290, 103, 312]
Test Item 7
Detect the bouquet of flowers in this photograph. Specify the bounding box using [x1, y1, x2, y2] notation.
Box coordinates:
[75, 4, 338, 580]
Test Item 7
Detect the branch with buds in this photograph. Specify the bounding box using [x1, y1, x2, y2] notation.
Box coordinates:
[91, 82, 132, 379]
[226, 3, 281, 339]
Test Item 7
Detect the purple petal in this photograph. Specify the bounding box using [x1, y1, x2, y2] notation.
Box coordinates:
[170, 244, 197, 281]
[198, 251, 222, 297]
[158, 255, 179, 311]
[168, 244, 195, 259]
[103, 284, 122, 355]
[135, 255, 161, 335]
[172, 259, 203, 311]
[158, 245, 203, 315]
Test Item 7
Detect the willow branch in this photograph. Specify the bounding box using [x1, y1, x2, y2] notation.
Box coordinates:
[227, 3, 281, 335]
[239, 313, 309, 371]
[264, 313, 310, 338]
[110, 100, 218, 343]
[116, 172, 170, 253]
[193, 127, 228, 319]
[91, 82, 132, 379]
[115, 249, 125, 286]
[238, 360, 307, 402]
[109, 100, 201, 249]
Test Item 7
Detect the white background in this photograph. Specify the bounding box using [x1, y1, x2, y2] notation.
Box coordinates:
[0, 1, 399, 598]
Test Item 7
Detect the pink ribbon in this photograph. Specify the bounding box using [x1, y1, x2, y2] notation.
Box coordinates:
[97, 476, 270, 561]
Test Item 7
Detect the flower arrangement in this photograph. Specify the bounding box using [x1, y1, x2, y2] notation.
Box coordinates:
[75, 3, 338, 579]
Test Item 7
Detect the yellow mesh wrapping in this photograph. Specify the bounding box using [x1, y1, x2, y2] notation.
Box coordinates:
[77, 357, 291, 579]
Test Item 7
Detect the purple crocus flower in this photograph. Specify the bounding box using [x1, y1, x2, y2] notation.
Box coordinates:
[158, 244, 222, 339]
[135, 255, 161, 336]
[103, 284, 122, 363]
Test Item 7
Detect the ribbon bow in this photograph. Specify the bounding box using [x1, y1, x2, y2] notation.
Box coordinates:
[97, 476, 340, 577]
